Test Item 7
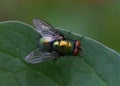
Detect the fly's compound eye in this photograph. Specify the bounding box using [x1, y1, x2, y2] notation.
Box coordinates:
[75, 40, 81, 48]
[73, 40, 81, 56]
[73, 48, 80, 56]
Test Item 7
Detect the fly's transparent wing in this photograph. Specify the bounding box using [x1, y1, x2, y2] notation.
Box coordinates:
[33, 18, 60, 42]
[25, 49, 58, 64]
[33, 18, 54, 32]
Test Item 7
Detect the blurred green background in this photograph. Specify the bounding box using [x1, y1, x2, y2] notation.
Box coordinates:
[0, 0, 120, 52]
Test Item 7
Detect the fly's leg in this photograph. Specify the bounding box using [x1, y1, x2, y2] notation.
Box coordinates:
[66, 31, 84, 41]
[66, 31, 71, 38]
[79, 35, 84, 41]
[51, 51, 60, 60]
[63, 31, 71, 40]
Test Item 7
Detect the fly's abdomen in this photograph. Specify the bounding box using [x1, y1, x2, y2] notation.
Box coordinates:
[53, 40, 74, 55]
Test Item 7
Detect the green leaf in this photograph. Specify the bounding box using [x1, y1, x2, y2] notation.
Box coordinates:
[0, 21, 120, 86]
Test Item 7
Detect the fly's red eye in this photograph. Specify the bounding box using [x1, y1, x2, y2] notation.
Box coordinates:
[75, 40, 81, 48]
[73, 40, 81, 56]
[73, 48, 79, 56]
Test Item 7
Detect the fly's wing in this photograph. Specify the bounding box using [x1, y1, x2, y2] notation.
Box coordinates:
[25, 49, 58, 64]
[33, 18, 60, 42]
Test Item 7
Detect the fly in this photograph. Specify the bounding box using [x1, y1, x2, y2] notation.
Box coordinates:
[25, 18, 81, 64]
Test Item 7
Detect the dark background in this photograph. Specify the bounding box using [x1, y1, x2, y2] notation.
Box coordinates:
[0, 0, 120, 52]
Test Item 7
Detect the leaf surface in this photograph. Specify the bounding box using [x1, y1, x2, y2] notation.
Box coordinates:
[0, 21, 120, 86]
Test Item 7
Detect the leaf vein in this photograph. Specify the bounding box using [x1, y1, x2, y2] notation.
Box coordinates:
[83, 58, 108, 86]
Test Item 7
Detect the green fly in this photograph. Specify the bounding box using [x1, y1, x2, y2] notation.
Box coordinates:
[25, 18, 81, 64]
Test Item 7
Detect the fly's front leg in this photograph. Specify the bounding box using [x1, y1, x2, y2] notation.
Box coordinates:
[79, 35, 84, 41]
[62, 30, 71, 40]
[66, 31, 71, 38]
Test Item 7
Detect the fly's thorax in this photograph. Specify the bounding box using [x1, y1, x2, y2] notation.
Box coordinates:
[53, 40, 74, 55]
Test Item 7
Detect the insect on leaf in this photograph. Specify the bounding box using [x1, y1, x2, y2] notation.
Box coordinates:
[0, 21, 120, 86]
